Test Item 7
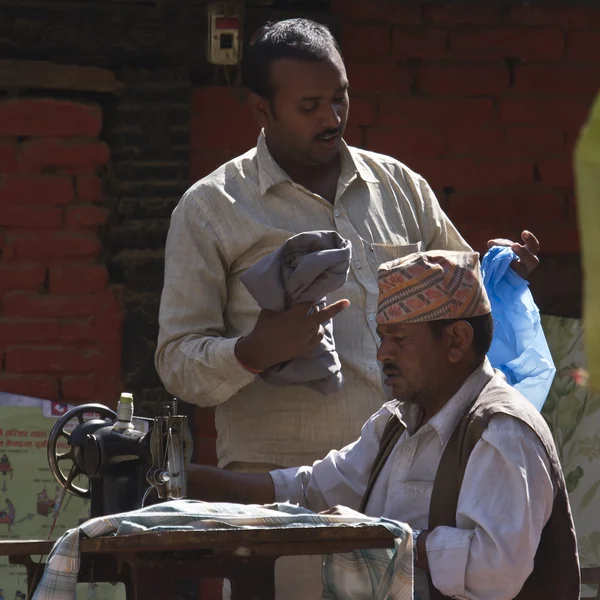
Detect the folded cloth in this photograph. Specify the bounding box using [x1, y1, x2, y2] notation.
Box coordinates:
[240, 231, 352, 395]
[482, 246, 556, 411]
[32, 500, 413, 600]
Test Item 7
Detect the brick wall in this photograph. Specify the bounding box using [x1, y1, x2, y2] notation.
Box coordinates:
[103, 67, 192, 418]
[0, 97, 123, 406]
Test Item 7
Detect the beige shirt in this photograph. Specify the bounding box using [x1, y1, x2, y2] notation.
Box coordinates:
[156, 132, 470, 468]
[271, 360, 556, 600]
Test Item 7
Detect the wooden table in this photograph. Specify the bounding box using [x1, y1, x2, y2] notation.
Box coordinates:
[0, 525, 396, 599]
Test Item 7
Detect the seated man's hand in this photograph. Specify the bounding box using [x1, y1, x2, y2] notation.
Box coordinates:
[487, 230, 540, 280]
[235, 299, 350, 372]
[319, 505, 365, 518]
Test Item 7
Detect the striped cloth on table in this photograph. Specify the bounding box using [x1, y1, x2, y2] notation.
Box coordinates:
[32, 500, 413, 600]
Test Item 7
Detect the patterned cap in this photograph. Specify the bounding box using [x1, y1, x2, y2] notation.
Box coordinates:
[377, 251, 491, 325]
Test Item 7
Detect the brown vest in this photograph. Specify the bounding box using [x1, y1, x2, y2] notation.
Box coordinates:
[360, 375, 580, 600]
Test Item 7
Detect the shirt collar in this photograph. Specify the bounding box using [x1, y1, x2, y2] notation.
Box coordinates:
[386, 358, 496, 446]
[256, 129, 377, 196]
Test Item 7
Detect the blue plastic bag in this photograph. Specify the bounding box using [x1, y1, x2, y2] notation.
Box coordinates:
[482, 246, 556, 411]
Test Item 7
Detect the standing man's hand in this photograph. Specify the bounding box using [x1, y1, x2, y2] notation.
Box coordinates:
[487, 230, 540, 280]
[235, 299, 350, 373]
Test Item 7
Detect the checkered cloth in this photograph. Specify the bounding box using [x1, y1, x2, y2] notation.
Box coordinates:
[32, 500, 413, 600]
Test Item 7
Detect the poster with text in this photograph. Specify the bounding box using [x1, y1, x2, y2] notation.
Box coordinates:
[0, 392, 124, 600]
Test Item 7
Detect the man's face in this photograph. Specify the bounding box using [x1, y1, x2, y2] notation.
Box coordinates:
[260, 49, 349, 166]
[376, 322, 450, 408]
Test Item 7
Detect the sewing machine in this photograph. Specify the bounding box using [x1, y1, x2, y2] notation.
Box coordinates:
[46, 395, 192, 518]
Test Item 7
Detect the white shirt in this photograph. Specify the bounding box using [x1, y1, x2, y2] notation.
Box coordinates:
[271, 360, 556, 600]
[156, 132, 470, 468]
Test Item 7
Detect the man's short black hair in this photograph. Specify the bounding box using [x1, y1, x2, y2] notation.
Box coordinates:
[428, 312, 495, 357]
[244, 18, 341, 100]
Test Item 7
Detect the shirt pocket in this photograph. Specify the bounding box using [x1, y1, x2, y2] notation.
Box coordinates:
[365, 241, 423, 276]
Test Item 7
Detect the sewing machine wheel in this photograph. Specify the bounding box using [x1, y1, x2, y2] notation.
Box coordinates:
[47, 404, 117, 499]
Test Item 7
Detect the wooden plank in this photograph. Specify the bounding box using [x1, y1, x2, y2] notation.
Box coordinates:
[0, 524, 395, 557]
[0, 60, 122, 92]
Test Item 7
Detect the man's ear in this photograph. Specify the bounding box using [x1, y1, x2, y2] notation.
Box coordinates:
[446, 321, 475, 364]
[248, 93, 271, 128]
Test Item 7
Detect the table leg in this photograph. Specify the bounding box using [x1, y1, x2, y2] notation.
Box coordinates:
[229, 558, 276, 600]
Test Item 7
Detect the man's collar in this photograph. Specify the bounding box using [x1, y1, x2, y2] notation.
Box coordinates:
[256, 129, 377, 196]
[386, 358, 496, 445]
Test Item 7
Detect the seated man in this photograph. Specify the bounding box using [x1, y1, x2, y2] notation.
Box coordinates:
[188, 250, 579, 600]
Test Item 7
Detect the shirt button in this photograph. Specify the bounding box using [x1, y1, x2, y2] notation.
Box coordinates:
[355, 261, 362, 269]
[368, 313, 375, 321]
[334, 209, 340, 217]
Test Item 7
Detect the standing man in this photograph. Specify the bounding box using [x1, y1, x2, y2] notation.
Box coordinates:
[156, 18, 539, 599]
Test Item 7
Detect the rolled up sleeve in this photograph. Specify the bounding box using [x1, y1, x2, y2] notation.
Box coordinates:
[269, 405, 393, 513]
[426, 414, 555, 600]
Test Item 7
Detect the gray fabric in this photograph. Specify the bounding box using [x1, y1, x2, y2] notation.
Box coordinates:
[240, 231, 352, 395]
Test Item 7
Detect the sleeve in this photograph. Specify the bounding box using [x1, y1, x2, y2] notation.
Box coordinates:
[269, 405, 393, 513]
[425, 414, 555, 600]
[155, 188, 255, 407]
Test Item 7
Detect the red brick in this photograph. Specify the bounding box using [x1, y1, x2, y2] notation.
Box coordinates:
[0, 176, 74, 205]
[61, 314, 122, 343]
[49, 264, 108, 294]
[567, 31, 600, 61]
[500, 97, 593, 129]
[190, 116, 256, 159]
[76, 176, 104, 202]
[391, 28, 448, 60]
[0, 205, 63, 228]
[342, 125, 364, 148]
[342, 23, 390, 58]
[379, 97, 494, 127]
[446, 127, 505, 156]
[416, 63, 509, 95]
[346, 60, 412, 94]
[2, 290, 120, 318]
[514, 64, 600, 95]
[194, 438, 218, 467]
[0, 99, 101, 138]
[366, 126, 446, 158]
[348, 97, 376, 126]
[538, 157, 574, 187]
[197, 580, 223, 600]
[65, 204, 108, 228]
[534, 225, 580, 254]
[191, 87, 258, 155]
[2, 231, 100, 261]
[448, 189, 566, 224]
[505, 127, 565, 156]
[410, 157, 532, 190]
[0, 144, 18, 174]
[21, 140, 110, 171]
[331, 0, 422, 24]
[423, 2, 503, 25]
[0, 263, 46, 294]
[60, 373, 122, 402]
[0, 319, 61, 342]
[190, 150, 230, 181]
[510, 6, 600, 29]
[194, 407, 217, 440]
[0, 374, 59, 401]
[5, 346, 101, 373]
[450, 28, 565, 60]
